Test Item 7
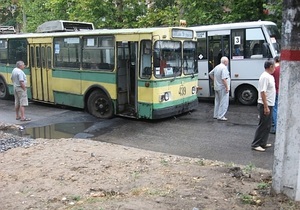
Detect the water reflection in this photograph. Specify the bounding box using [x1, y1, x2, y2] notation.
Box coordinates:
[24, 122, 95, 139]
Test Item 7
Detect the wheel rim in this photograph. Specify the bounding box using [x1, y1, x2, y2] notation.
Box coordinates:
[0, 82, 6, 98]
[241, 90, 253, 101]
[239, 88, 256, 105]
[95, 98, 109, 116]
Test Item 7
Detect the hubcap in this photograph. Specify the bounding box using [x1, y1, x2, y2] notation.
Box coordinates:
[96, 99, 108, 114]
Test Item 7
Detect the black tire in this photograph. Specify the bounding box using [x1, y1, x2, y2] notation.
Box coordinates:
[0, 77, 9, 100]
[236, 85, 257, 105]
[87, 91, 114, 119]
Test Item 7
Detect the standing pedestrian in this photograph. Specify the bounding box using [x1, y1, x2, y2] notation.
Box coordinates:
[252, 59, 276, 152]
[209, 56, 230, 121]
[11, 60, 31, 121]
[270, 56, 280, 134]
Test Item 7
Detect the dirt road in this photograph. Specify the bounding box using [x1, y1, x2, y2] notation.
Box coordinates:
[0, 125, 299, 210]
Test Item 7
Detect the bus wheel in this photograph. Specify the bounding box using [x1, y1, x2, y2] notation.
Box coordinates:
[87, 91, 114, 119]
[0, 77, 9, 100]
[237, 86, 257, 105]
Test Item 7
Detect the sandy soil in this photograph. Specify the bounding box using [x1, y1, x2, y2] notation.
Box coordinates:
[0, 124, 300, 210]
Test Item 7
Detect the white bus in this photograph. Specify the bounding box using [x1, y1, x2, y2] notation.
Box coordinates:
[190, 21, 281, 105]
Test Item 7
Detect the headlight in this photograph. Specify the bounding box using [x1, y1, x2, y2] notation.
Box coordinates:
[192, 86, 196, 94]
[159, 91, 171, 102]
[164, 92, 170, 101]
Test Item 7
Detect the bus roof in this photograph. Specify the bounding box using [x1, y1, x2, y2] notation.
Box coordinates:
[189, 21, 276, 31]
[36, 20, 94, 32]
[0, 27, 193, 39]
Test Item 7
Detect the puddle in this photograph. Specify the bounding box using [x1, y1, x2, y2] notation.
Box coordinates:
[22, 122, 95, 139]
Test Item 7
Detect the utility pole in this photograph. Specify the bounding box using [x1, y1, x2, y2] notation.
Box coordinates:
[272, 0, 300, 200]
[19, 0, 27, 32]
[22, 1, 26, 32]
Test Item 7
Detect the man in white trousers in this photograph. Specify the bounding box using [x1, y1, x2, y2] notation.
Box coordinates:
[209, 56, 230, 121]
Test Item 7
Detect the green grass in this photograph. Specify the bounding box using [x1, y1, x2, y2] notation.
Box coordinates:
[243, 163, 256, 174]
[257, 182, 270, 190]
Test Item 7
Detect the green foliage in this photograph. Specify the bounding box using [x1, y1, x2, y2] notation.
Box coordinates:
[243, 163, 256, 174]
[182, 0, 226, 26]
[223, 0, 267, 23]
[1, 0, 283, 32]
[240, 193, 254, 204]
[257, 182, 270, 190]
[0, 0, 19, 26]
[264, 0, 283, 31]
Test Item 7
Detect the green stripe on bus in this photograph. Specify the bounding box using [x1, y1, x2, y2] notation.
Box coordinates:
[53, 91, 84, 108]
[138, 95, 197, 118]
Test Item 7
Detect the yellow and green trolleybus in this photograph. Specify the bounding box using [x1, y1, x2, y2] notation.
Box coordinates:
[0, 20, 198, 119]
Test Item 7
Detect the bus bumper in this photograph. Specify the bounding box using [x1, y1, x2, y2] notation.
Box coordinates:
[152, 100, 198, 119]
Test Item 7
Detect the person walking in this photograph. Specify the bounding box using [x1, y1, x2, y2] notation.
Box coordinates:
[252, 59, 276, 152]
[270, 56, 280, 134]
[11, 60, 31, 121]
[209, 56, 230, 121]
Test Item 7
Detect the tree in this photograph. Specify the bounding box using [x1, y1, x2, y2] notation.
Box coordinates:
[264, 0, 283, 31]
[5, 0, 283, 32]
[0, 0, 19, 27]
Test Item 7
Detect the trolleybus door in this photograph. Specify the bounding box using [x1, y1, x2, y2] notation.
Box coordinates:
[30, 43, 52, 102]
[207, 33, 230, 96]
[116, 41, 137, 117]
[197, 30, 230, 98]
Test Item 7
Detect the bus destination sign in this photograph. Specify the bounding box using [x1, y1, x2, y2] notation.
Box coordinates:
[172, 29, 193, 39]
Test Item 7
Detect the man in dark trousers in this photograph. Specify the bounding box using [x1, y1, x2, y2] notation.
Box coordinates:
[252, 59, 276, 152]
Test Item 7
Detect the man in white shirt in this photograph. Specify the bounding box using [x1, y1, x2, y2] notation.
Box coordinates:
[209, 56, 230, 121]
[251, 59, 276, 152]
[11, 60, 31, 121]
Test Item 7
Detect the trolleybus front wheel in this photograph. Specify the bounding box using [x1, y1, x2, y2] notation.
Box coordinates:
[87, 91, 114, 119]
[0, 77, 9, 100]
[236, 85, 257, 105]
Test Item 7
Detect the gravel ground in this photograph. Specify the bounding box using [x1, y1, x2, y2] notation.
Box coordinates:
[0, 123, 35, 153]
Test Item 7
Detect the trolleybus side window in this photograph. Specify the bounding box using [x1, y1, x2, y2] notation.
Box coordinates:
[183, 41, 197, 75]
[0, 40, 8, 64]
[8, 39, 27, 65]
[54, 37, 81, 69]
[47, 46, 52, 69]
[266, 25, 281, 55]
[245, 28, 270, 59]
[30, 46, 34, 67]
[36, 46, 41, 68]
[140, 40, 152, 78]
[82, 36, 114, 71]
[231, 29, 244, 59]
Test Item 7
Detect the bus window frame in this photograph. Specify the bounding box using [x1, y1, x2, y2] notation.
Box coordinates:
[8, 38, 28, 65]
[140, 40, 152, 79]
[82, 35, 115, 71]
[0, 39, 8, 64]
[53, 36, 81, 69]
[153, 40, 182, 79]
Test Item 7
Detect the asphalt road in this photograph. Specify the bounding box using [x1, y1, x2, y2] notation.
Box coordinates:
[0, 98, 274, 170]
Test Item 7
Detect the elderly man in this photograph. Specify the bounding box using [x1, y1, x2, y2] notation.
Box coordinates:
[11, 60, 31, 121]
[209, 56, 230, 121]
